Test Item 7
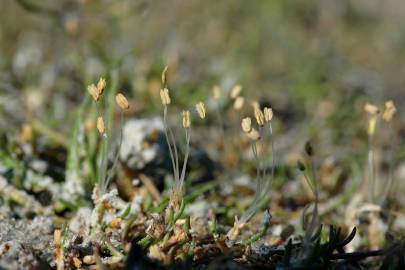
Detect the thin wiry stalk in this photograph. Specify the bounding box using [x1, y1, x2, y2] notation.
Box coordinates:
[368, 132, 375, 203]
[95, 102, 110, 194]
[239, 121, 275, 225]
[310, 158, 319, 201]
[251, 142, 263, 191]
[99, 134, 109, 194]
[301, 162, 320, 248]
[163, 106, 179, 183]
[105, 111, 124, 189]
[382, 121, 395, 203]
[168, 126, 180, 181]
[268, 122, 276, 179]
[262, 122, 275, 194]
[179, 128, 191, 191]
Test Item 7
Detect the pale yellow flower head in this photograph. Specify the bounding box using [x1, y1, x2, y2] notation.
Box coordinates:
[160, 88, 171, 105]
[97, 116, 106, 135]
[254, 106, 265, 126]
[264, 107, 273, 122]
[233, 96, 244, 110]
[364, 103, 380, 115]
[251, 101, 260, 110]
[195, 102, 206, 119]
[115, 93, 129, 110]
[230, 85, 242, 99]
[196, 101, 206, 119]
[87, 84, 99, 101]
[364, 103, 380, 136]
[182, 110, 191, 128]
[97, 77, 107, 95]
[241, 117, 252, 133]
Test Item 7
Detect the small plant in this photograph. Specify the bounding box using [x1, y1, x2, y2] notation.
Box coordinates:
[159, 67, 189, 213]
[86, 77, 130, 228]
[227, 104, 275, 244]
[158, 67, 207, 214]
[364, 102, 380, 203]
[137, 67, 207, 257]
[87, 78, 129, 194]
[381, 100, 397, 202]
[364, 101, 397, 204]
[297, 141, 321, 258]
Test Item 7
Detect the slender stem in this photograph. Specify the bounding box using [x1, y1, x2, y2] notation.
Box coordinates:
[105, 111, 124, 188]
[168, 126, 180, 182]
[382, 122, 395, 203]
[239, 123, 276, 225]
[303, 162, 320, 244]
[302, 173, 315, 197]
[262, 122, 275, 194]
[240, 142, 264, 224]
[179, 128, 191, 190]
[251, 142, 263, 192]
[368, 133, 375, 203]
[99, 134, 108, 194]
[163, 106, 179, 182]
[243, 221, 270, 245]
[95, 102, 109, 193]
[311, 160, 319, 203]
[268, 122, 276, 179]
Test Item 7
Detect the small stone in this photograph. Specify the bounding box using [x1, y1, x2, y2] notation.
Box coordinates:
[120, 118, 164, 170]
[83, 255, 96, 265]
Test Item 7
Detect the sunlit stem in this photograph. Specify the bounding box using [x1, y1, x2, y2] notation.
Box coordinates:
[95, 102, 108, 194]
[368, 131, 375, 203]
[99, 136, 108, 194]
[262, 121, 275, 193]
[239, 121, 275, 226]
[105, 111, 124, 190]
[163, 105, 179, 183]
[179, 127, 191, 191]
[382, 121, 395, 203]
[251, 141, 263, 192]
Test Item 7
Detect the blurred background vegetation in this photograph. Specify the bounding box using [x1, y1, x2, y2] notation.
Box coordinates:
[0, 0, 404, 175]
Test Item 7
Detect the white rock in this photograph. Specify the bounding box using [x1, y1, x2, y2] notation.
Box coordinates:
[120, 117, 164, 169]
